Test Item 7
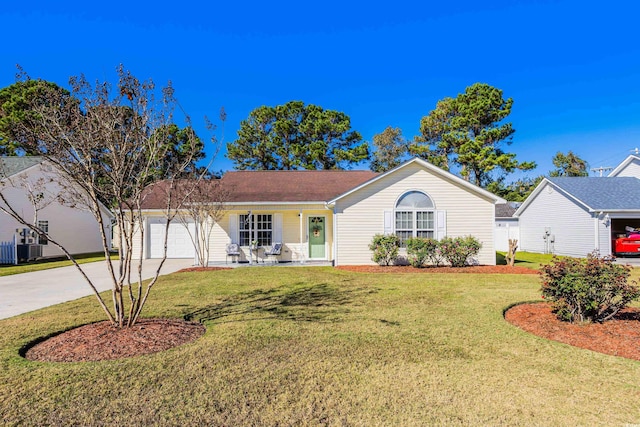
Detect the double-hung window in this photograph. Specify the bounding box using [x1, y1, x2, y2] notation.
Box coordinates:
[395, 191, 435, 247]
[239, 214, 272, 246]
[37, 220, 49, 245]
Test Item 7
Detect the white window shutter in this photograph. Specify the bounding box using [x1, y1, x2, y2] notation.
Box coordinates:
[436, 210, 446, 240]
[383, 211, 393, 234]
[274, 213, 283, 242]
[229, 214, 238, 244]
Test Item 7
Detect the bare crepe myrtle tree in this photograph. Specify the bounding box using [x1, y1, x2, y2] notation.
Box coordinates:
[175, 177, 230, 267]
[3, 65, 216, 327]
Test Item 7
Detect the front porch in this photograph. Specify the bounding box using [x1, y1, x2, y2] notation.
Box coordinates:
[209, 206, 335, 265]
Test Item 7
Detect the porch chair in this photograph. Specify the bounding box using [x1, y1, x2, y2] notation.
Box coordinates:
[263, 242, 282, 264]
[226, 243, 240, 264]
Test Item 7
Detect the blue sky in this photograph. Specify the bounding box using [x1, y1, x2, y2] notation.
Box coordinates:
[3, 0, 640, 179]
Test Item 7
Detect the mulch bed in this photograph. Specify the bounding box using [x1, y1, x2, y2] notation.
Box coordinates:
[337, 265, 539, 274]
[24, 319, 205, 362]
[505, 303, 640, 361]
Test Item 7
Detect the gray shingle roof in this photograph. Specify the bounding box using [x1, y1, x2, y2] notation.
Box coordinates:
[495, 202, 521, 218]
[0, 157, 43, 178]
[548, 177, 640, 210]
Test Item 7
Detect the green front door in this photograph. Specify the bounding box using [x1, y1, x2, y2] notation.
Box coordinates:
[308, 216, 326, 259]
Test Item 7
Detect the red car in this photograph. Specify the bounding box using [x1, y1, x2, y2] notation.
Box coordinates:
[614, 233, 640, 256]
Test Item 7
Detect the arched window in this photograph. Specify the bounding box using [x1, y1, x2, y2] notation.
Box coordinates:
[395, 191, 435, 246]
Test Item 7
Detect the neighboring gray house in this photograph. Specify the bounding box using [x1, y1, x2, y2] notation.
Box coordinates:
[515, 155, 640, 257]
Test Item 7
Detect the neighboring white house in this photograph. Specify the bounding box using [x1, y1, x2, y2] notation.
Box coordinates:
[515, 154, 640, 258]
[138, 158, 505, 266]
[0, 157, 113, 259]
[609, 154, 640, 178]
[494, 202, 520, 252]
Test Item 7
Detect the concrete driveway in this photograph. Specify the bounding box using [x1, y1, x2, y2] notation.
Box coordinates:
[0, 258, 194, 320]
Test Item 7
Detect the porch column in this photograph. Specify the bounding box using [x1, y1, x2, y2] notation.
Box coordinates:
[299, 209, 305, 264]
[248, 210, 253, 265]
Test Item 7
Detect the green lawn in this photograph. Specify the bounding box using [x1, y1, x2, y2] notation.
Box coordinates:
[0, 252, 116, 277]
[496, 250, 558, 269]
[1, 267, 639, 425]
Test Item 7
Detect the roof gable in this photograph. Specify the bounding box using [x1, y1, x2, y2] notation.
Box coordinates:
[328, 157, 505, 205]
[609, 154, 640, 178]
[515, 176, 640, 216]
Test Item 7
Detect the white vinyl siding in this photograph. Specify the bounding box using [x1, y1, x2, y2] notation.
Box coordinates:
[334, 162, 496, 265]
[518, 183, 596, 257]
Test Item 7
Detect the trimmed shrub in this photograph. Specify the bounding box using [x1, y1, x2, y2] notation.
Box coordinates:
[438, 236, 482, 267]
[406, 237, 440, 267]
[369, 234, 400, 266]
[540, 252, 640, 323]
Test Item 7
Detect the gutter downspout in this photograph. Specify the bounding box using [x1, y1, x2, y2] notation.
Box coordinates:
[594, 212, 601, 253]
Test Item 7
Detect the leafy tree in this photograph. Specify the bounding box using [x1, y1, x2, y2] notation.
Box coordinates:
[549, 151, 588, 177]
[153, 124, 206, 178]
[0, 79, 72, 156]
[0, 79, 206, 180]
[227, 105, 277, 170]
[299, 104, 368, 169]
[487, 175, 544, 202]
[370, 126, 407, 172]
[0, 66, 215, 328]
[227, 101, 369, 170]
[410, 97, 457, 170]
[411, 83, 536, 187]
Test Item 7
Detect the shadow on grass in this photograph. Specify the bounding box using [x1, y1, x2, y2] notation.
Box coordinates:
[184, 283, 377, 324]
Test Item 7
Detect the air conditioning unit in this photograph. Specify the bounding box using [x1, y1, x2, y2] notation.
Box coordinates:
[17, 244, 43, 263]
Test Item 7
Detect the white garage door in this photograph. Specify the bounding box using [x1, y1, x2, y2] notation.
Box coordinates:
[149, 220, 196, 259]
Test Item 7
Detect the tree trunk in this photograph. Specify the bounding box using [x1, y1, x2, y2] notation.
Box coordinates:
[506, 239, 518, 267]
